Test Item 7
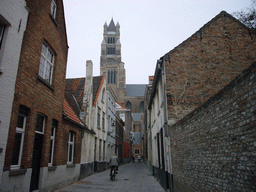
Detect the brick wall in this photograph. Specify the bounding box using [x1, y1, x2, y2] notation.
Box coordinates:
[169, 62, 256, 191]
[4, 0, 68, 170]
[164, 11, 256, 123]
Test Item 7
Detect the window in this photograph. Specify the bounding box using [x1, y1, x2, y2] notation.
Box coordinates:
[135, 149, 140, 154]
[0, 21, 5, 49]
[102, 112, 105, 131]
[97, 107, 101, 128]
[67, 131, 75, 164]
[11, 106, 29, 169]
[107, 47, 115, 55]
[50, 0, 57, 19]
[35, 114, 45, 134]
[140, 101, 145, 113]
[49, 120, 57, 166]
[108, 37, 115, 44]
[126, 101, 132, 111]
[103, 141, 106, 160]
[102, 88, 105, 102]
[99, 139, 102, 161]
[108, 70, 116, 84]
[39, 43, 55, 84]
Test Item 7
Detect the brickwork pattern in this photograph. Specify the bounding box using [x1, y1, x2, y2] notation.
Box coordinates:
[4, 0, 68, 171]
[164, 12, 256, 123]
[169, 63, 256, 191]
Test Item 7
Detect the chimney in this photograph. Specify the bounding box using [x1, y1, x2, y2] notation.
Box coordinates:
[80, 60, 93, 128]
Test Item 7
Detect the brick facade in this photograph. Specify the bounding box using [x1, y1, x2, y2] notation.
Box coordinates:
[169, 62, 256, 191]
[163, 11, 256, 124]
[1, 1, 80, 191]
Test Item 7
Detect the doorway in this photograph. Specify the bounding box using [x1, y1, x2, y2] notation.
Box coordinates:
[30, 133, 44, 191]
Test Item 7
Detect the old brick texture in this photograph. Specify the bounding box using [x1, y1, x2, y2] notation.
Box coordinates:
[169, 62, 256, 191]
[4, 0, 68, 170]
[164, 11, 256, 122]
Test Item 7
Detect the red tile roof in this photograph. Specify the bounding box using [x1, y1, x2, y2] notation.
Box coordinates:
[63, 98, 83, 125]
[93, 74, 105, 106]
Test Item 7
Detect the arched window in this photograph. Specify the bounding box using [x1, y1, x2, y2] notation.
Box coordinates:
[140, 101, 144, 113]
[126, 101, 132, 111]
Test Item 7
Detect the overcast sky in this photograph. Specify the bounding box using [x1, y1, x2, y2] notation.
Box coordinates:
[63, 0, 251, 84]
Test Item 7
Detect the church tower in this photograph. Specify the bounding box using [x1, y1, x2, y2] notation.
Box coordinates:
[100, 18, 126, 103]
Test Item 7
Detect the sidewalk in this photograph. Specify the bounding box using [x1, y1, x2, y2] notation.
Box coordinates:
[55, 162, 165, 192]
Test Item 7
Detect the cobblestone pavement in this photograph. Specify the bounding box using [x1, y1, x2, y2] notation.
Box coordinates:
[55, 162, 165, 192]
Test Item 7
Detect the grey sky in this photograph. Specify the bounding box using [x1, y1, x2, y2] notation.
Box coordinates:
[63, 0, 251, 84]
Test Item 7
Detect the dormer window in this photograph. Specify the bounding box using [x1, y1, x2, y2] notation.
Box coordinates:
[50, 0, 57, 19]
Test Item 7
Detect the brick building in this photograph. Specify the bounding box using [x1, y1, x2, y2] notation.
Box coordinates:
[0, 1, 86, 191]
[146, 11, 256, 190]
[0, 1, 29, 187]
[169, 62, 256, 191]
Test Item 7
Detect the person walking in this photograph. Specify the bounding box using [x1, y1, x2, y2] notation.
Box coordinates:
[138, 154, 141, 163]
[132, 155, 135, 163]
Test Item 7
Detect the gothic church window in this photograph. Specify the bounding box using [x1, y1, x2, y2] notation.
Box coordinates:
[126, 101, 132, 111]
[140, 101, 145, 113]
[107, 47, 115, 55]
[108, 37, 115, 44]
[108, 69, 116, 84]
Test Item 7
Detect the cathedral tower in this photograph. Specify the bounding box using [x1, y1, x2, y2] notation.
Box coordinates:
[100, 18, 126, 103]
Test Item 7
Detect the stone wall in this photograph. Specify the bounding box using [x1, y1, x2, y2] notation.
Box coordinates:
[168, 62, 256, 191]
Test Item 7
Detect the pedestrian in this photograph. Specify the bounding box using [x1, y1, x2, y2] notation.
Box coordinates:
[109, 153, 119, 177]
[132, 155, 135, 163]
[138, 154, 141, 163]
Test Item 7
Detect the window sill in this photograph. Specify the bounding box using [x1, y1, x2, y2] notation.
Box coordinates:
[37, 76, 55, 91]
[9, 169, 27, 176]
[50, 14, 58, 26]
[97, 126, 101, 130]
[66, 164, 76, 168]
[48, 166, 57, 171]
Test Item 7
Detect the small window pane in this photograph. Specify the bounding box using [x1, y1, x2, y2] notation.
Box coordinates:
[69, 145, 73, 162]
[16, 116, 24, 128]
[36, 114, 44, 132]
[11, 133, 22, 165]
[49, 140, 53, 163]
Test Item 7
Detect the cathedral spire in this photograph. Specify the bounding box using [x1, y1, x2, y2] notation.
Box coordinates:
[108, 18, 116, 31]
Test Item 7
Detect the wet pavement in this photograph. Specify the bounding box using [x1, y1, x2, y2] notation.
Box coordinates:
[55, 161, 165, 192]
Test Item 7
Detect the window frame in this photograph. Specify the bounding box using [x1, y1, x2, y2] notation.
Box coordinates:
[0, 21, 6, 50]
[67, 131, 75, 164]
[39, 43, 55, 85]
[135, 149, 140, 154]
[97, 107, 101, 128]
[50, 0, 57, 19]
[11, 110, 27, 170]
[35, 114, 45, 134]
[48, 120, 57, 166]
[102, 112, 105, 131]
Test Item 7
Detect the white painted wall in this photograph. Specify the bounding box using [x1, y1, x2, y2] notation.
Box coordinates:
[0, 0, 28, 188]
[106, 88, 117, 161]
[39, 164, 80, 191]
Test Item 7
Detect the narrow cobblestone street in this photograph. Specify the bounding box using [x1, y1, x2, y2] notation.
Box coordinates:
[55, 162, 165, 192]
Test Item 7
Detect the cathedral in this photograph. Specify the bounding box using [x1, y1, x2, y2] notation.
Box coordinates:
[100, 18, 147, 159]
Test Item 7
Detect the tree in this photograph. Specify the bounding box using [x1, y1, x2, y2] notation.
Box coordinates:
[233, 0, 256, 30]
